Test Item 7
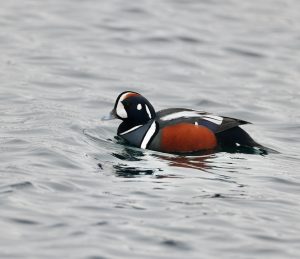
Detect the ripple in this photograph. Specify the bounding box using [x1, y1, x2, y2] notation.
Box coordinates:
[10, 217, 39, 225]
[1, 0, 300, 259]
[224, 46, 266, 58]
[0, 181, 34, 194]
[161, 239, 191, 250]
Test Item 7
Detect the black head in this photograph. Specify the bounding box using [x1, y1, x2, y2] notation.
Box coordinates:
[113, 91, 156, 125]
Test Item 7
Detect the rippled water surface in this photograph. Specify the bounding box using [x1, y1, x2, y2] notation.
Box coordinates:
[1, 0, 300, 258]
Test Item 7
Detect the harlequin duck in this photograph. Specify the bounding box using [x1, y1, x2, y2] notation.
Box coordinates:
[104, 91, 265, 154]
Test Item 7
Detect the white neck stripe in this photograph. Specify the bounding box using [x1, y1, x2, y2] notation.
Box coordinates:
[120, 125, 143, 135]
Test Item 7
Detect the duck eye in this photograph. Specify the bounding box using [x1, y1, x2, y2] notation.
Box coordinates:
[122, 99, 130, 108]
[137, 103, 142, 110]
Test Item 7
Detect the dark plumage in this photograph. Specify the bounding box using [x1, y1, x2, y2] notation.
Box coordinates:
[105, 91, 268, 154]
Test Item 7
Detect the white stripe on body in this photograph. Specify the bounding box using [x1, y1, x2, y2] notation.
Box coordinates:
[140, 121, 156, 149]
[160, 111, 223, 125]
[160, 111, 204, 121]
[202, 115, 223, 125]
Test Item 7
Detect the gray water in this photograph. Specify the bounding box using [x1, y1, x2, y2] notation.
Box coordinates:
[1, 0, 300, 258]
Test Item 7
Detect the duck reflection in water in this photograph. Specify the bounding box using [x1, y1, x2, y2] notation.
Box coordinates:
[110, 134, 270, 178]
[111, 145, 214, 178]
[154, 151, 214, 171]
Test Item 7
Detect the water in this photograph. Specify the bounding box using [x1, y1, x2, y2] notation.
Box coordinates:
[1, 0, 300, 258]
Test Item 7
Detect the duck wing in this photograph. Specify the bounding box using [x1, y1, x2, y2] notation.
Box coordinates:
[156, 108, 250, 133]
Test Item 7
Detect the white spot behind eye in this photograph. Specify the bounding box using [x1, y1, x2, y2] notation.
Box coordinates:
[137, 103, 142, 110]
[195, 122, 198, 126]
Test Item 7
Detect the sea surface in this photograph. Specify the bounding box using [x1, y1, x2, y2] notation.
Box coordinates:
[1, 0, 300, 258]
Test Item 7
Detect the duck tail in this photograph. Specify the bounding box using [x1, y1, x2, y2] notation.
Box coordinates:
[216, 126, 278, 154]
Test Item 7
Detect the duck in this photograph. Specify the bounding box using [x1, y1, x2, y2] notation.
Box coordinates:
[104, 91, 266, 154]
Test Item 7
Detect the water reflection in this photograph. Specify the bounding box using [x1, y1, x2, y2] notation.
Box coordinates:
[113, 164, 158, 178]
[110, 146, 214, 178]
[154, 153, 213, 171]
[218, 146, 271, 155]
[85, 128, 269, 179]
[112, 147, 144, 161]
[110, 143, 267, 178]
[111, 147, 160, 178]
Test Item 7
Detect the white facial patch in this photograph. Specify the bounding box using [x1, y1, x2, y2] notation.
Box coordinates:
[116, 93, 128, 119]
[137, 103, 142, 110]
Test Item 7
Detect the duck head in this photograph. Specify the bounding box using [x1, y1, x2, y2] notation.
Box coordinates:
[105, 91, 156, 134]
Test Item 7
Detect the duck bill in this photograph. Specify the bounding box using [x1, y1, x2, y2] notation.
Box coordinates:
[101, 109, 117, 121]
